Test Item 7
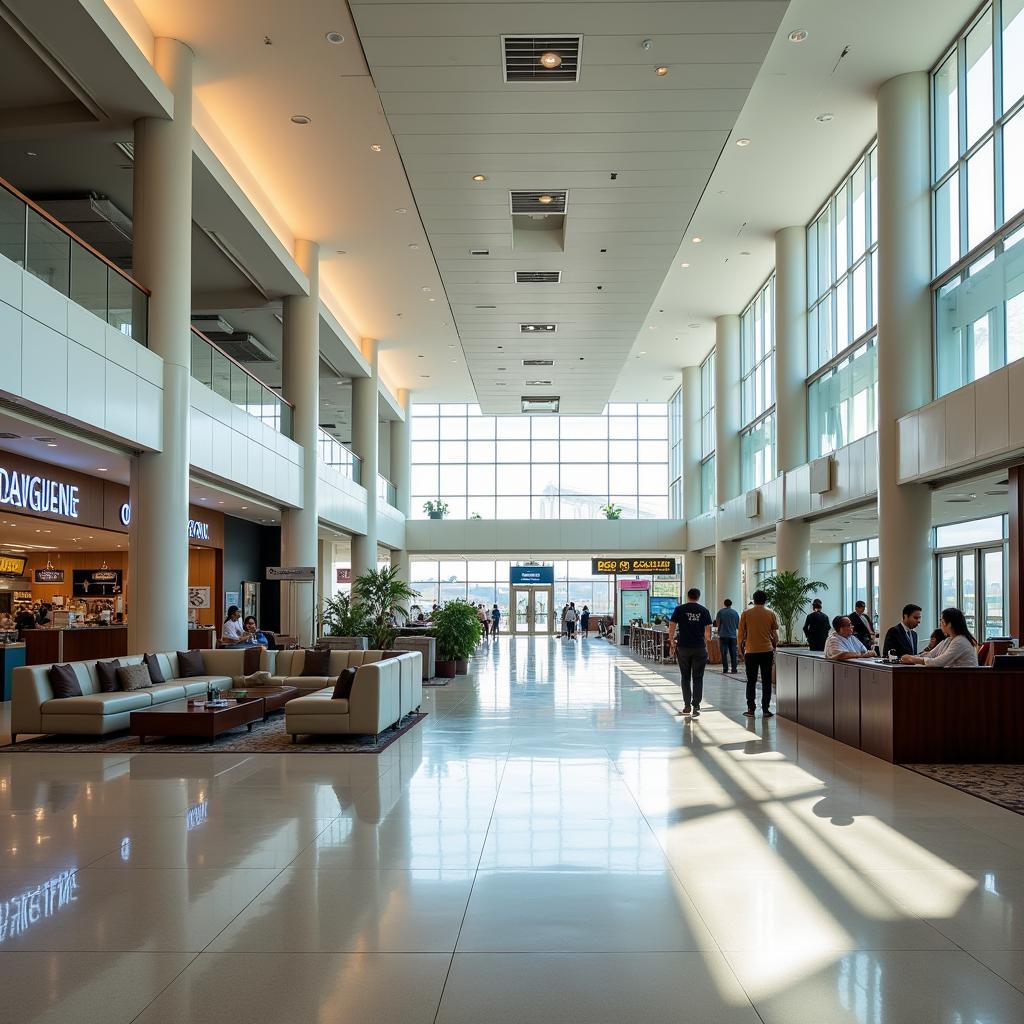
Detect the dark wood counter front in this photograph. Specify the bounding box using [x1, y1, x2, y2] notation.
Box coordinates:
[24, 627, 129, 665]
[776, 649, 1024, 764]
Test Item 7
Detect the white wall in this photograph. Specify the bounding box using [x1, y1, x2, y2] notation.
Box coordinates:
[377, 501, 406, 550]
[784, 433, 878, 519]
[318, 462, 368, 536]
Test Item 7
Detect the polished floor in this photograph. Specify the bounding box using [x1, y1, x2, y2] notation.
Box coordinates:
[2, 637, 1024, 1023]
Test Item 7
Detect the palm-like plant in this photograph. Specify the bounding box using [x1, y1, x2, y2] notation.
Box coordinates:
[757, 570, 828, 644]
[352, 566, 420, 650]
[318, 593, 370, 639]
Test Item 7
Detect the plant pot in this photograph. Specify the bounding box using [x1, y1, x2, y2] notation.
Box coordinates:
[428, 511, 444, 519]
[436, 660, 457, 678]
[455, 658, 469, 674]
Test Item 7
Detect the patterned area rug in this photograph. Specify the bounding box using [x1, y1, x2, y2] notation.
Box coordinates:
[904, 764, 1024, 815]
[0, 712, 427, 754]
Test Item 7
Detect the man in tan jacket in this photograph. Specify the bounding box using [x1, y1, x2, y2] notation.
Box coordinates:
[737, 590, 779, 717]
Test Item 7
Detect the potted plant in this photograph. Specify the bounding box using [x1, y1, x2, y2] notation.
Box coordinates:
[317, 593, 371, 650]
[600, 502, 623, 520]
[757, 570, 828, 645]
[430, 599, 481, 677]
[352, 565, 420, 650]
[424, 500, 449, 520]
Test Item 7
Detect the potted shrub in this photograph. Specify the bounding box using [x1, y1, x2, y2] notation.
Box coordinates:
[424, 500, 449, 520]
[352, 565, 420, 650]
[757, 570, 827, 646]
[431, 599, 481, 677]
[317, 593, 370, 650]
[600, 502, 623, 520]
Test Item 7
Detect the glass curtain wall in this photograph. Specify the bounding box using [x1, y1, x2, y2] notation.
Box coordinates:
[933, 0, 1024, 395]
[841, 538, 880, 626]
[410, 403, 668, 520]
[699, 353, 716, 512]
[668, 386, 683, 518]
[806, 142, 880, 457]
[740, 275, 776, 488]
[934, 515, 1008, 637]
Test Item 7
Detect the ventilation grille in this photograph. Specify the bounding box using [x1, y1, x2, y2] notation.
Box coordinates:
[522, 395, 560, 414]
[525, 380, 552, 386]
[212, 333, 275, 363]
[520, 323, 556, 333]
[515, 270, 560, 284]
[502, 36, 582, 83]
[522, 358, 554, 366]
[510, 191, 568, 214]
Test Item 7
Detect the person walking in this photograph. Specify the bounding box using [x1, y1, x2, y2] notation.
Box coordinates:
[738, 590, 779, 717]
[559, 604, 569, 638]
[580, 605, 591, 638]
[478, 604, 490, 640]
[565, 601, 579, 639]
[802, 598, 830, 652]
[714, 598, 740, 673]
[490, 603, 501, 637]
[667, 587, 712, 717]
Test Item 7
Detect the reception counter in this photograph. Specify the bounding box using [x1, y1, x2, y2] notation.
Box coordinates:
[776, 648, 1024, 763]
[23, 626, 129, 666]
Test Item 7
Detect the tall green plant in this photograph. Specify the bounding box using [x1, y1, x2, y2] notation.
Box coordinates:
[352, 565, 420, 650]
[318, 593, 370, 638]
[430, 599, 481, 662]
[757, 570, 828, 644]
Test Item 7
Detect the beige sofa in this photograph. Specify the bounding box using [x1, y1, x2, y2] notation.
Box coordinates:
[278, 649, 423, 742]
[394, 636, 436, 680]
[11, 650, 246, 742]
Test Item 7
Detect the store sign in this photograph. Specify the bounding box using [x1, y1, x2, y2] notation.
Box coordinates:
[118, 502, 210, 541]
[619, 579, 651, 591]
[592, 558, 677, 575]
[266, 566, 315, 582]
[34, 568, 65, 584]
[510, 565, 554, 585]
[0, 555, 27, 578]
[0, 467, 80, 519]
[336, 568, 352, 584]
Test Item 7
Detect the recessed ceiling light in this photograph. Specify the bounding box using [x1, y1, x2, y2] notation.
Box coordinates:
[788, 29, 809, 43]
[472, 174, 487, 182]
[451, 359, 457, 364]
[241, 506, 248, 510]
[735, 138, 751, 147]
[648, 325, 656, 330]
[46, 442, 58, 448]
[421, 286, 431, 292]
[692, 236, 703, 244]
[325, 31, 345, 44]
[680, 262, 690, 268]
[370, 144, 382, 152]
[539, 51, 562, 69]
[218, 501, 224, 505]
[538, 194, 554, 205]
[96, 467, 108, 472]
[408, 243, 419, 250]
[448, 344, 455, 348]
[815, 112, 834, 123]
[418, 354, 425, 359]
[26, 151, 38, 158]
[290, 115, 311, 125]
[421, 374, 431, 378]
[654, 66, 668, 76]
[639, 351, 647, 356]
[336, 250, 347, 255]
[689, 323, 701, 329]
[395, 207, 408, 214]
[740, 250, 751, 256]
[428, 297, 436, 302]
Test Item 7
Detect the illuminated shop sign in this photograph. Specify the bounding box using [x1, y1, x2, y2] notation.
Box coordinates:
[119, 502, 210, 541]
[33, 568, 65, 584]
[0, 467, 79, 519]
[0, 868, 79, 944]
[591, 558, 677, 575]
[0, 555, 28, 577]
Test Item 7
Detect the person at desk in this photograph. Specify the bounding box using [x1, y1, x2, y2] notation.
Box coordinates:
[848, 601, 874, 649]
[242, 615, 269, 648]
[35, 603, 52, 627]
[881, 604, 922, 659]
[923, 627, 944, 653]
[824, 616, 876, 661]
[220, 605, 246, 647]
[802, 599, 830, 652]
[900, 607, 978, 668]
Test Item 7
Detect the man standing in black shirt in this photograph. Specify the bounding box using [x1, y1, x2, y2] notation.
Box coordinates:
[802, 598, 830, 652]
[668, 587, 713, 718]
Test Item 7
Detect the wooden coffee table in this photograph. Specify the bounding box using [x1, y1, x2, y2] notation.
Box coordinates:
[130, 698, 264, 744]
[229, 685, 299, 718]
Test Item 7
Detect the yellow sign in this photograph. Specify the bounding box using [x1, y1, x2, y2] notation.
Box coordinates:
[591, 558, 677, 575]
[0, 554, 27, 577]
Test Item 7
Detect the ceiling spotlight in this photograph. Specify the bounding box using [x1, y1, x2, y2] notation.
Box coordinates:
[639, 351, 647, 356]
[539, 51, 562, 69]
[692, 236, 703, 244]
[538, 194, 554, 205]
[421, 286, 431, 292]
[472, 174, 487, 182]
[26, 151, 38, 158]
[290, 115, 312, 125]
[96, 467, 108, 472]
[336, 249, 347, 255]
[408, 243, 419, 250]
[735, 138, 751, 147]
[655, 66, 668, 76]
[680, 262, 690, 268]
[816, 112, 834, 123]
[689, 323, 701, 329]
[421, 374, 431, 379]
[370, 144, 382, 152]
[326, 31, 345, 44]
[740, 250, 751, 256]
[428, 297, 436, 302]
[788, 29, 809, 43]
[394, 207, 408, 214]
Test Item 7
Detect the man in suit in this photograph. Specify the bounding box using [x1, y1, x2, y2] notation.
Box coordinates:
[849, 600, 874, 649]
[881, 604, 922, 660]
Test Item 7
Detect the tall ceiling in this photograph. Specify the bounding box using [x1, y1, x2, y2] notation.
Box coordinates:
[351, 0, 786, 413]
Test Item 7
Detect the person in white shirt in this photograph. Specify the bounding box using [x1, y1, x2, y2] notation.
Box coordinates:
[220, 605, 246, 647]
[824, 616, 876, 661]
[900, 607, 979, 668]
[564, 602, 579, 639]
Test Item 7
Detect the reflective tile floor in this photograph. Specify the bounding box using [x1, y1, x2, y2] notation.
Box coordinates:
[3, 637, 1024, 1022]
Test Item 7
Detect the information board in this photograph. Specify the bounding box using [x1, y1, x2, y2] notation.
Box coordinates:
[591, 558, 677, 575]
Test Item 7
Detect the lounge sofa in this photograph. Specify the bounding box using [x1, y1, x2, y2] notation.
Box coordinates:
[279, 649, 422, 742]
[394, 635, 436, 680]
[11, 649, 247, 742]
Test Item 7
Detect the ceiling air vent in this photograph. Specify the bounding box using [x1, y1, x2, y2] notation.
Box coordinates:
[520, 323, 556, 333]
[510, 191, 568, 215]
[522, 395, 560, 414]
[470, 249, 490, 256]
[212, 333, 275, 363]
[502, 36, 582, 83]
[192, 315, 234, 336]
[522, 359, 554, 367]
[515, 271, 560, 284]
[525, 380, 552, 386]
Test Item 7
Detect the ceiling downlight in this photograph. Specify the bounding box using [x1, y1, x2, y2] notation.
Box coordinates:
[502, 36, 582, 83]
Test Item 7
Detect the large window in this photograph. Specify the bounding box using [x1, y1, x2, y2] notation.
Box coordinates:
[841, 538, 880, 632]
[699, 353, 716, 512]
[932, 0, 1024, 395]
[740, 275, 776, 488]
[411, 403, 668, 520]
[934, 515, 1008, 638]
[806, 143, 879, 456]
[668, 385, 683, 518]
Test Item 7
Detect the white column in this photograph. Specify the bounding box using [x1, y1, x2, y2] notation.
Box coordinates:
[390, 387, 412, 582]
[351, 340, 379, 577]
[280, 240, 320, 645]
[715, 538, 742, 611]
[683, 550, 704, 598]
[776, 519, 811, 579]
[681, 366, 702, 521]
[774, 226, 808, 474]
[128, 38, 193, 654]
[714, 314, 741, 504]
[877, 72, 933, 631]
[317, 538, 333, 610]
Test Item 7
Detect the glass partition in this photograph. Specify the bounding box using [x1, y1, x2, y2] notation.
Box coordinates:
[318, 428, 362, 484]
[0, 176, 148, 345]
[377, 474, 398, 508]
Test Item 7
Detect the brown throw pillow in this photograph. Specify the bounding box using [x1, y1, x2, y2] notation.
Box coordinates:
[117, 663, 153, 691]
[332, 667, 357, 700]
[176, 650, 206, 678]
[95, 659, 121, 693]
[48, 663, 83, 699]
[143, 652, 165, 684]
[300, 648, 332, 677]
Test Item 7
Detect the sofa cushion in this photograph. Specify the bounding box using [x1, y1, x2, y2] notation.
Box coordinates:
[176, 649, 206, 677]
[182, 676, 231, 697]
[287, 689, 349, 714]
[301, 649, 331, 677]
[117, 664, 153, 691]
[41, 691, 152, 716]
[332, 667, 357, 700]
[148, 682, 187, 703]
[95, 659, 121, 693]
[48, 663, 83, 699]
[143, 652, 165, 684]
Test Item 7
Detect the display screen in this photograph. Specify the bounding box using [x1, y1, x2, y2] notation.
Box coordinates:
[649, 597, 678, 619]
[73, 569, 123, 596]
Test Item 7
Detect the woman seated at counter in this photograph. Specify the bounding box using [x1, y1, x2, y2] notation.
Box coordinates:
[824, 616, 877, 661]
[242, 615, 270, 648]
[900, 608, 979, 667]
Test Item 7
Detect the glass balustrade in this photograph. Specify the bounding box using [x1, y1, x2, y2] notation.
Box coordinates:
[318, 428, 362, 484]
[377, 474, 398, 508]
[0, 176, 148, 344]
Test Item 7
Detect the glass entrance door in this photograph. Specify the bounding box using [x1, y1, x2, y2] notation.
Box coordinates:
[510, 586, 554, 634]
[532, 589, 549, 633]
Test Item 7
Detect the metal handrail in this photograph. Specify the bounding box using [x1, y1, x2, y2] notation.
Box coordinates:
[318, 428, 362, 484]
[189, 327, 295, 410]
